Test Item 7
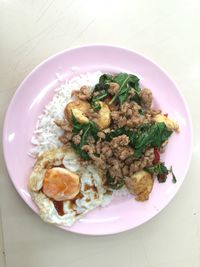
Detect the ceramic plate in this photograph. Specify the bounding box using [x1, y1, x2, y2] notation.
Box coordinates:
[3, 45, 192, 235]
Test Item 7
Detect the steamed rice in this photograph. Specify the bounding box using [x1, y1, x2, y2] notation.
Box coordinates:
[30, 71, 103, 157]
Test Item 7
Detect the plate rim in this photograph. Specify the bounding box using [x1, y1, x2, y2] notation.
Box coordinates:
[2, 44, 193, 235]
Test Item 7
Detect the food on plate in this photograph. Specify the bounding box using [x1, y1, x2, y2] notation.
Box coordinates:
[153, 114, 179, 132]
[29, 146, 112, 226]
[95, 101, 111, 130]
[125, 170, 153, 201]
[65, 100, 90, 124]
[65, 99, 111, 130]
[29, 71, 179, 226]
[42, 167, 80, 201]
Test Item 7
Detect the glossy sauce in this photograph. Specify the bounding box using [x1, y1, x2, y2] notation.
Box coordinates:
[84, 184, 97, 192]
[41, 185, 83, 216]
[57, 164, 65, 168]
[53, 200, 64, 216]
[42, 189, 95, 217]
[41, 185, 64, 216]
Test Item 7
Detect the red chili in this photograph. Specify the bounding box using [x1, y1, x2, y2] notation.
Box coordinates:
[164, 113, 168, 117]
[105, 95, 112, 103]
[153, 148, 160, 163]
[158, 174, 166, 183]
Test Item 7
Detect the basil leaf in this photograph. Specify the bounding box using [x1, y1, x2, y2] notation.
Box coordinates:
[109, 73, 141, 105]
[71, 143, 90, 160]
[118, 87, 131, 105]
[134, 122, 172, 158]
[170, 166, 177, 183]
[129, 78, 140, 92]
[106, 127, 135, 143]
[94, 83, 110, 92]
[145, 163, 177, 184]
[93, 74, 112, 92]
[90, 91, 109, 111]
[139, 109, 145, 115]
[71, 113, 99, 159]
[107, 175, 125, 189]
[91, 74, 111, 111]
[109, 73, 130, 104]
[131, 92, 141, 104]
[105, 123, 171, 159]
[99, 74, 113, 84]
[145, 162, 169, 183]
[71, 112, 87, 134]
[91, 101, 101, 112]
[145, 163, 168, 175]
[92, 91, 109, 101]
[113, 73, 129, 84]
[92, 73, 141, 106]
[80, 124, 91, 146]
[113, 73, 139, 86]
[89, 121, 99, 140]
[151, 123, 172, 147]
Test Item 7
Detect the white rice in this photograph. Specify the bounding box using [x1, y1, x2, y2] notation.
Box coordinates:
[30, 71, 103, 157]
[112, 186, 130, 197]
[29, 71, 129, 197]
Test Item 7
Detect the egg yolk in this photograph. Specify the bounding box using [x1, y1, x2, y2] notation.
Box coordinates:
[42, 167, 80, 201]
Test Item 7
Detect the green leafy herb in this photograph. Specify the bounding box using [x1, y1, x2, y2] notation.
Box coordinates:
[92, 91, 109, 101]
[91, 101, 101, 112]
[105, 127, 137, 150]
[145, 163, 177, 184]
[109, 73, 140, 105]
[150, 123, 172, 147]
[131, 93, 141, 105]
[90, 91, 109, 111]
[90, 74, 112, 111]
[129, 77, 141, 104]
[71, 143, 90, 160]
[71, 112, 86, 134]
[105, 123, 171, 159]
[139, 109, 145, 116]
[99, 74, 113, 84]
[71, 113, 99, 159]
[145, 163, 169, 183]
[93, 74, 112, 92]
[170, 166, 177, 183]
[106, 127, 134, 140]
[107, 175, 125, 189]
[133, 122, 172, 158]
[91, 73, 141, 107]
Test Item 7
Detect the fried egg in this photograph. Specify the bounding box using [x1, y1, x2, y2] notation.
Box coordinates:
[28, 146, 112, 226]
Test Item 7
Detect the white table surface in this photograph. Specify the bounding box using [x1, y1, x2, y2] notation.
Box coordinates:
[1, 1, 200, 266]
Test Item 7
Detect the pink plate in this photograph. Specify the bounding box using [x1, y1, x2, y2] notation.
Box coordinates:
[3, 45, 193, 235]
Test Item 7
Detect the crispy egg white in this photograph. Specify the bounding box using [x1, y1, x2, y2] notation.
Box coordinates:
[29, 146, 112, 226]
